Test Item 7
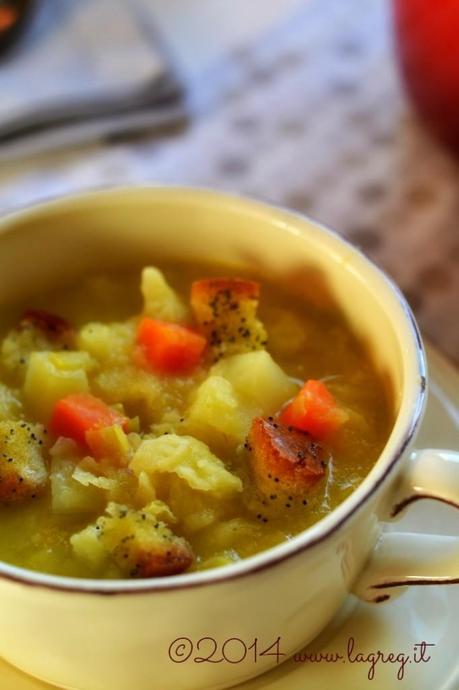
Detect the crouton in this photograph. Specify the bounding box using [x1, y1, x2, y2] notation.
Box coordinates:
[90, 502, 193, 577]
[20, 310, 75, 348]
[248, 417, 326, 496]
[190, 277, 267, 359]
[0, 420, 48, 503]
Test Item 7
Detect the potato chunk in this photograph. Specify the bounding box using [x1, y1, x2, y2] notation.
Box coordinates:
[248, 417, 326, 496]
[50, 457, 107, 514]
[23, 351, 95, 422]
[187, 352, 298, 447]
[48, 436, 111, 514]
[70, 524, 109, 570]
[165, 475, 222, 534]
[77, 321, 135, 364]
[130, 434, 243, 496]
[74, 502, 193, 577]
[187, 375, 252, 445]
[0, 310, 74, 386]
[141, 267, 188, 323]
[190, 277, 267, 359]
[211, 351, 298, 415]
[0, 420, 48, 503]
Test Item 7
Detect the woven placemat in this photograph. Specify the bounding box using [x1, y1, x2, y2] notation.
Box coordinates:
[0, 0, 457, 363]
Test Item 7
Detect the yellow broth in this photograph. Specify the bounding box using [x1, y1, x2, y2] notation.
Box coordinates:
[0, 264, 392, 578]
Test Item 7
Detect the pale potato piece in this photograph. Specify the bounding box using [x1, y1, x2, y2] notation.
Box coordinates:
[183, 509, 218, 534]
[0, 317, 73, 386]
[151, 410, 185, 437]
[70, 524, 109, 569]
[77, 321, 135, 364]
[211, 350, 298, 415]
[198, 551, 240, 570]
[141, 267, 188, 323]
[187, 375, 253, 445]
[130, 434, 243, 496]
[23, 351, 95, 422]
[50, 457, 106, 514]
[49, 437, 134, 512]
[165, 475, 221, 534]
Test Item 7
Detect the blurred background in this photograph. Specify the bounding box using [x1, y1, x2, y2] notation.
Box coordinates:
[0, 0, 458, 363]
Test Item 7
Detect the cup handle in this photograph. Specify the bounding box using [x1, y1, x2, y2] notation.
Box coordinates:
[352, 449, 459, 603]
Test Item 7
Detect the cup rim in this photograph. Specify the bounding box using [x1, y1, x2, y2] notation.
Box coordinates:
[0, 185, 427, 595]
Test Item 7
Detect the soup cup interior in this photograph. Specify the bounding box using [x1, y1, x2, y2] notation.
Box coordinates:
[0, 187, 425, 591]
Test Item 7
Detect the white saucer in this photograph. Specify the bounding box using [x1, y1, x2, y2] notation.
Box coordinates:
[1, 345, 458, 690]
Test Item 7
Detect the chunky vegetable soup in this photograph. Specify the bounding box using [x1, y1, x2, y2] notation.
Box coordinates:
[0, 265, 392, 579]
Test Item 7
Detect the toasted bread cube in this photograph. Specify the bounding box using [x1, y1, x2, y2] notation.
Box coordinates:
[190, 277, 267, 359]
[248, 417, 326, 496]
[92, 502, 193, 577]
[0, 420, 48, 503]
[20, 310, 75, 347]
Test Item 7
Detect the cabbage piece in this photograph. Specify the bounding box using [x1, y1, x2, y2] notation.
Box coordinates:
[130, 434, 243, 496]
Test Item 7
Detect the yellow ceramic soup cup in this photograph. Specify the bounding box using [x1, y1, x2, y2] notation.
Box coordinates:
[0, 187, 457, 690]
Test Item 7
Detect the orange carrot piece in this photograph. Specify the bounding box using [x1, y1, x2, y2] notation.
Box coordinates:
[136, 317, 206, 375]
[280, 380, 348, 440]
[49, 393, 127, 447]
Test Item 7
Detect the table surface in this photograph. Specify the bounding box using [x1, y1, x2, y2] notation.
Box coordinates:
[0, 0, 457, 364]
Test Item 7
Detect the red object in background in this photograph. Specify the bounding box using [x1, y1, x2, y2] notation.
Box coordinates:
[0, 0, 34, 55]
[393, 0, 459, 153]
